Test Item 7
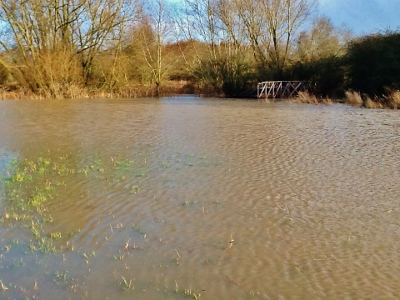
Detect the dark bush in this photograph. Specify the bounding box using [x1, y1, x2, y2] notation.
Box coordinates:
[346, 32, 400, 95]
[288, 55, 346, 98]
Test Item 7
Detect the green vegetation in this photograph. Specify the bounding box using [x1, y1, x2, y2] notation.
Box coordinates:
[0, 148, 221, 299]
[0, 149, 208, 239]
[3, 157, 54, 218]
[0, 153, 141, 253]
[53, 271, 69, 284]
[289, 31, 400, 105]
[175, 281, 202, 299]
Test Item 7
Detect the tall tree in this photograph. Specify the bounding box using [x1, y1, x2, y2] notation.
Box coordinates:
[295, 17, 349, 62]
[136, 0, 176, 96]
[235, 0, 316, 78]
[0, 0, 140, 97]
[178, 0, 253, 95]
[289, 17, 351, 97]
[179, 0, 223, 76]
[178, 0, 316, 94]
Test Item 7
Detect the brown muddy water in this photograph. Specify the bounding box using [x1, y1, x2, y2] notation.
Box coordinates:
[0, 97, 399, 299]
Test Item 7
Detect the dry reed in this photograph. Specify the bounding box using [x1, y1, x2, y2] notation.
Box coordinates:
[0, 86, 40, 100]
[344, 90, 400, 109]
[364, 96, 382, 109]
[296, 91, 333, 106]
[297, 91, 319, 104]
[1, 80, 191, 100]
[322, 97, 333, 106]
[345, 91, 363, 106]
[385, 90, 400, 109]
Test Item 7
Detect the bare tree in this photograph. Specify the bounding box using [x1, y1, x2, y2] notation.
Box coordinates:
[134, 0, 177, 96]
[295, 17, 351, 62]
[180, 0, 221, 53]
[179, 0, 246, 94]
[178, 0, 315, 93]
[233, 0, 316, 78]
[0, 0, 140, 97]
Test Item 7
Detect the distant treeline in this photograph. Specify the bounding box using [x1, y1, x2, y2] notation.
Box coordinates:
[291, 32, 400, 98]
[0, 0, 399, 99]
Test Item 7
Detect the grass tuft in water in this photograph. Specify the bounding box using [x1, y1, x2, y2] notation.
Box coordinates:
[54, 271, 69, 283]
[0, 279, 9, 291]
[119, 276, 134, 291]
[0, 152, 142, 255]
[175, 281, 202, 299]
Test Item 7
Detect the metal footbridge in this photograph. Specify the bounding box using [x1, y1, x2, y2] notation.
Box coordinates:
[257, 81, 303, 99]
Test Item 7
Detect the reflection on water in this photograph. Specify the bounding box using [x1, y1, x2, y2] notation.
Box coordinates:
[0, 98, 400, 299]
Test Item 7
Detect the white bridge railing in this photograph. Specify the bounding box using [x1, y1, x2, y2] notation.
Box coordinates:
[257, 81, 303, 99]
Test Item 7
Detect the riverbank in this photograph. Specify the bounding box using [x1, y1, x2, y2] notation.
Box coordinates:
[290, 90, 400, 109]
[0, 80, 195, 101]
[2, 82, 400, 110]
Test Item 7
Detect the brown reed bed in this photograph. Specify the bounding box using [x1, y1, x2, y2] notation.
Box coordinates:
[0, 85, 143, 100]
[0, 84, 40, 100]
[345, 90, 400, 109]
[295, 91, 333, 106]
[0, 80, 193, 100]
[364, 96, 383, 109]
[295, 90, 400, 109]
[2, 82, 400, 111]
[384, 90, 400, 109]
[345, 91, 363, 107]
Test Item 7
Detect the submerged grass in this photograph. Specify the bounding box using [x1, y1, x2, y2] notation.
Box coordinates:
[119, 276, 134, 291]
[0, 153, 142, 254]
[2, 157, 56, 222]
[0, 279, 9, 291]
[0, 150, 212, 299]
[175, 281, 202, 299]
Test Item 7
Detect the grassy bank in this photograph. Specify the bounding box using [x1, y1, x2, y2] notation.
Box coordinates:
[291, 90, 400, 110]
[259, 90, 396, 109]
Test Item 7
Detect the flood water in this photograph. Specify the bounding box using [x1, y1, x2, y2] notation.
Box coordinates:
[0, 97, 399, 299]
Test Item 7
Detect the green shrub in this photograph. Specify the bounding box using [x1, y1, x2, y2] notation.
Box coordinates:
[288, 55, 346, 97]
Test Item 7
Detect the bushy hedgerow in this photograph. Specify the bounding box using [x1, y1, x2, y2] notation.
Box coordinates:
[346, 32, 400, 95]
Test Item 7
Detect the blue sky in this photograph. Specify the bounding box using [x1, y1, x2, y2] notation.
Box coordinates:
[170, 0, 400, 36]
[319, 0, 400, 35]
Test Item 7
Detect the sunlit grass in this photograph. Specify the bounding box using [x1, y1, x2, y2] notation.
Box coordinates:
[344, 90, 400, 109]
[295, 91, 333, 106]
[345, 91, 363, 107]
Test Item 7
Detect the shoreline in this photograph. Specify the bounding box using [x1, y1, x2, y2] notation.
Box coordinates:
[1, 85, 399, 110]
